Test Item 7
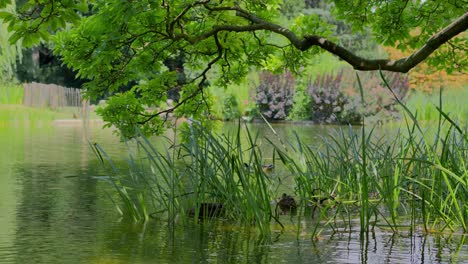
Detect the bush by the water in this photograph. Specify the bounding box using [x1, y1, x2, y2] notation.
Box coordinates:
[298, 70, 409, 124]
[255, 71, 294, 120]
[253, 69, 409, 124]
[288, 87, 312, 121]
[306, 71, 355, 124]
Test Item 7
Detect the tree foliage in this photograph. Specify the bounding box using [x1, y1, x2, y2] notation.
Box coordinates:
[0, 3, 20, 82]
[0, 0, 465, 136]
[385, 45, 468, 93]
[15, 45, 89, 87]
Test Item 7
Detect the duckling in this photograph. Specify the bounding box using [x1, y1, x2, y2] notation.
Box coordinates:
[262, 164, 274, 172]
[277, 193, 297, 213]
[243, 163, 274, 173]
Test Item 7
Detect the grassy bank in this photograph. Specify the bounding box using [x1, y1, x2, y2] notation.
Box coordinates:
[405, 86, 468, 122]
[0, 83, 23, 104]
[0, 104, 75, 123]
[0, 83, 100, 122]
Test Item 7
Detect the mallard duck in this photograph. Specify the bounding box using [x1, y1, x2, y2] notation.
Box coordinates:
[277, 193, 297, 212]
[188, 203, 224, 218]
[262, 164, 274, 172]
[243, 163, 274, 172]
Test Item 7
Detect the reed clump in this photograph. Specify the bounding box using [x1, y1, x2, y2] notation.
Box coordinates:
[272, 73, 468, 236]
[95, 73, 467, 237]
[93, 121, 279, 235]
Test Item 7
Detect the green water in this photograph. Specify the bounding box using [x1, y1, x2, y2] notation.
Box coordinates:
[0, 121, 467, 263]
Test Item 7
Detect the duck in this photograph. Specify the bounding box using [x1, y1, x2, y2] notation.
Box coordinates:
[262, 164, 274, 172]
[243, 163, 274, 173]
[277, 193, 297, 212]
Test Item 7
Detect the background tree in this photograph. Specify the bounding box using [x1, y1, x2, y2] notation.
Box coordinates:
[15, 44, 88, 87]
[0, 2, 20, 82]
[0, 0, 465, 136]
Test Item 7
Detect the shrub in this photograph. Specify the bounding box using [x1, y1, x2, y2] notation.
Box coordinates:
[345, 71, 410, 124]
[255, 71, 294, 120]
[241, 103, 258, 122]
[305, 70, 409, 124]
[306, 71, 354, 123]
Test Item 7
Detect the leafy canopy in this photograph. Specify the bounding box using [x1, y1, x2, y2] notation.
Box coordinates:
[0, 0, 466, 136]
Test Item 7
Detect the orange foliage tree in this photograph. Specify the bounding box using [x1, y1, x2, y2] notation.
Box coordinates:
[385, 45, 467, 93]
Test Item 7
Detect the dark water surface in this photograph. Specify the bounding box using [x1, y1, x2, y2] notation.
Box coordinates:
[0, 121, 467, 263]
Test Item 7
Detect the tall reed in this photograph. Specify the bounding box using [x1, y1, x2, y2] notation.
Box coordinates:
[93, 121, 279, 235]
[269, 72, 467, 235]
[96, 73, 467, 236]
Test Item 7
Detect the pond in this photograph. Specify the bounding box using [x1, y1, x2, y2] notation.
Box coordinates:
[0, 121, 467, 263]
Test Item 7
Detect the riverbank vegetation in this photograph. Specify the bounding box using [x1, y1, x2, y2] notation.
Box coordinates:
[0, 83, 89, 122]
[93, 75, 467, 239]
[405, 86, 468, 122]
[210, 61, 467, 124]
[0, 104, 80, 123]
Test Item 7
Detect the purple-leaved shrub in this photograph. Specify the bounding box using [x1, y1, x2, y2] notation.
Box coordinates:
[255, 71, 295, 120]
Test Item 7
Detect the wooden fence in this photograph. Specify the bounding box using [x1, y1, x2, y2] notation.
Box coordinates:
[23, 82, 86, 109]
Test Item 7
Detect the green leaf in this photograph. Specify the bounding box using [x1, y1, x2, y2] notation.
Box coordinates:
[6, 18, 16, 31]
[0, 11, 13, 21]
[37, 29, 50, 42]
[0, 0, 11, 9]
[8, 31, 21, 45]
[75, 0, 89, 12]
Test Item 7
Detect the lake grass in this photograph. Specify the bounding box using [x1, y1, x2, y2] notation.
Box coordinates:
[94, 72, 467, 239]
[93, 122, 279, 235]
[95, 115, 467, 238]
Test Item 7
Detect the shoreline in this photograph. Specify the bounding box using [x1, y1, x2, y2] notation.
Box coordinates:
[52, 119, 104, 126]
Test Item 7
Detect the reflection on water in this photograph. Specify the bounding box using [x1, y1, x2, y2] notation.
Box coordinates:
[0, 122, 467, 263]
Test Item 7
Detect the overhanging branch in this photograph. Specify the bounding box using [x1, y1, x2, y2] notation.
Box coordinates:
[202, 5, 467, 73]
[137, 33, 224, 125]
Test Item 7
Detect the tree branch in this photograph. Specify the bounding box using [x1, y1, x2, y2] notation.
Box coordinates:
[137, 33, 224, 125]
[240, 9, 468, 72]
[394, 12, 468, 72]
[202, 5, 467, 73]
[169, 0, 210, 37]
